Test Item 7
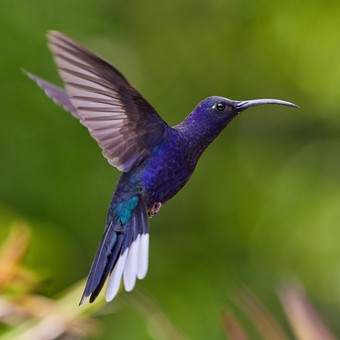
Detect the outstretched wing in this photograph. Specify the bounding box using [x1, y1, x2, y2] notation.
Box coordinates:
[25, 72, 79, 118]
[47, 31, 169, 172]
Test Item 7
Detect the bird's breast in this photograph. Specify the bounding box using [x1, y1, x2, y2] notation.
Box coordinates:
[138, 135, 197, 208]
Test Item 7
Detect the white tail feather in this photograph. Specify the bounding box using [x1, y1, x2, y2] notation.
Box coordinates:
[137, 234, 149, 280]
[105, 250, 128, 302]
[123, 235, 140, 292]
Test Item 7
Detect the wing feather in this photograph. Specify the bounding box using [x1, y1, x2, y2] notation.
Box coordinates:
[47, 31, 169, 172]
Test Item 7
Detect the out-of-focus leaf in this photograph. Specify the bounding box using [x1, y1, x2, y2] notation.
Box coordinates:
[0, 225, 103, 339]
[220, 310, 250, 340]
[233, 286, 289, 340]
[279, 283, 337, 340]
[0, 222, 36, 293]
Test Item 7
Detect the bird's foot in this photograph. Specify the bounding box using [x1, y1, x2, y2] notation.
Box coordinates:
[148, 202, 162, 218]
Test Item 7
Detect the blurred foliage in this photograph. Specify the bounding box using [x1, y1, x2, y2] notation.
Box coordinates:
[1, 0, 340, 338]
[222, 283, 337, 340]
[0, 224, 102, 339]
[0, 226, 336, 340]
[0, 225, 186, 339]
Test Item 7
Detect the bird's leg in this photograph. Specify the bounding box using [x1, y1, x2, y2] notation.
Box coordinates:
[148, 202, 162, 218]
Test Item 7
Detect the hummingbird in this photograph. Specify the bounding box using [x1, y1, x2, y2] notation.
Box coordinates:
[27, 31, 298, 304]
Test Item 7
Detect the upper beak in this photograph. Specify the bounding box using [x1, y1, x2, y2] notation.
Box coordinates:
[234, 99, 299, 112]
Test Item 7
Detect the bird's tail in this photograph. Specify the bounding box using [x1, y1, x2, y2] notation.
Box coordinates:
[80, 196, 149, 304]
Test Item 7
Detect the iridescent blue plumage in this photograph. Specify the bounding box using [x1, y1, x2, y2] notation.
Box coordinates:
[27, 32, 298, 304]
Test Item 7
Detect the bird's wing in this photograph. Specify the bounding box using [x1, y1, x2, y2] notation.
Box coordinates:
[25, 72, 79, 118]
[47, 31, 169, 172]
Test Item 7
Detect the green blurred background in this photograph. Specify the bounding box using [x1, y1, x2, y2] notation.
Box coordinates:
[1, 0, 340, 338]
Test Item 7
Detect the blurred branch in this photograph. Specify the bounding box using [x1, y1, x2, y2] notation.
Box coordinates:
[220, 310, 249, 340]
[278, 283, 337, 340]
[2, 287, 102, 340]
[221, 283, 337, 340]
[234, 286, 289, 340]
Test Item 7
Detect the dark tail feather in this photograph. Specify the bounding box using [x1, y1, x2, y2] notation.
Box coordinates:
[88, 233, 124, 303]
[24, 71, 79, 118]
[80, 197, 149, 304]
[79, 222, 119, 304]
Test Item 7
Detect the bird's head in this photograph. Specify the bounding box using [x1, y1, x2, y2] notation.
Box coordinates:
[196, 95, 298, 125]
[179, 96, 298, 141]
[176, 96, 298, 154]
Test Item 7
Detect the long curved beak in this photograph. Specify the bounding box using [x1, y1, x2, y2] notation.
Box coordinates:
[235, 99, 299, 112]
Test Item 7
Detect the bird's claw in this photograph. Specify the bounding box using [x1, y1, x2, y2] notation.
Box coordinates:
[148, 202, 162, 218]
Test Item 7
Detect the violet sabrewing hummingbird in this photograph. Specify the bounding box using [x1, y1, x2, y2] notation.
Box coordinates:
[26, 32, 298, 304]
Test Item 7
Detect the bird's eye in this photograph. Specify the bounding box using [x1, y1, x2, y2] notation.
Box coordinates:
[215, 102, 225, 111]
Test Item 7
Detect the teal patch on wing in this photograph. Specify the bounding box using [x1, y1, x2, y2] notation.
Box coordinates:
[117, 197, 139, 224]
